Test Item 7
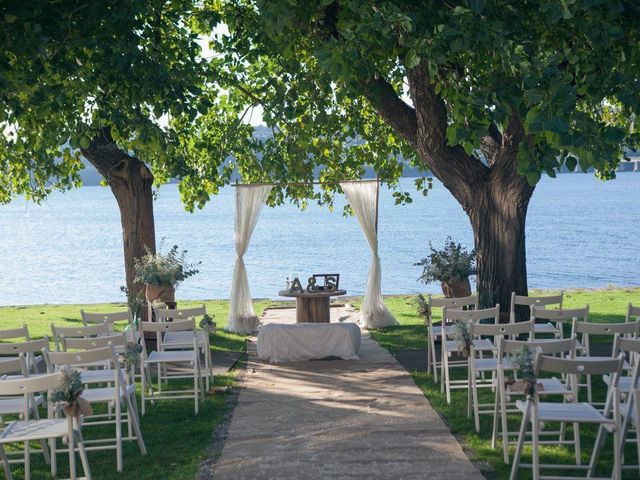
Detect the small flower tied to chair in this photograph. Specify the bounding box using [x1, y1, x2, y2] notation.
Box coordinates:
[51, 368, 92, 421]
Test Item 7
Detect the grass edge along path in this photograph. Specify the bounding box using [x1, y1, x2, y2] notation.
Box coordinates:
[369, 287, 640, 480]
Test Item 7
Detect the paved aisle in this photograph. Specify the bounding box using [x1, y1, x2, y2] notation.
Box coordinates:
[209, 307, 484, 480]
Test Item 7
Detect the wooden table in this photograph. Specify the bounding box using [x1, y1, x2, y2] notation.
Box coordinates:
[278, 289, 347, 323]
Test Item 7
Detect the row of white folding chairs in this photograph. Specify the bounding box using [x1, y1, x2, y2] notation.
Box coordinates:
[1, 335, 148, 475]
[506, 337, 640, 480]
[0, 366, 92, 480]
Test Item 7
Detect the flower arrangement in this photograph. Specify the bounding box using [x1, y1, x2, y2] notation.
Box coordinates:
[511, 345, 540, 397]
[50, 368, 92, 418]
[415, 294, 430, 325]
[134, 242, 200, 288]
[415, 237, 477, 284]
[199, 313, 217, 333]
[452, 320, 472, 358]
[124, 342, 143, 374]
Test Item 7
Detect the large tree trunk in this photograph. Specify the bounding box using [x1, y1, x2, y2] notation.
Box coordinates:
[364, 66, 536, 316]
[467, 172, 534, 316]
[81, 128, 156, 301]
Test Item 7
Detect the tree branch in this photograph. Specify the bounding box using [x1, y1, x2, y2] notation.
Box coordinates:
[361, 76, 418, 148]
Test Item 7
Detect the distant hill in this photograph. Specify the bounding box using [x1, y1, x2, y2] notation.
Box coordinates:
[77, 126, 637, 186]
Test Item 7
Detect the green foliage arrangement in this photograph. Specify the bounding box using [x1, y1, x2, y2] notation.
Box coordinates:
[134, 243, 200, 288]
[415, 237, 476, 284]
[451, 320, 472, 358]
[50, 368, 83, 406]
[512, 345, 539, 397]
[124, 343, 144, 374]
[415, 294, 430, 323]
[199, 313, 217, 333]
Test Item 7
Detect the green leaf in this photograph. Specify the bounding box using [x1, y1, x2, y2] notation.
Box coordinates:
[4, 14, 17, 24]
[79, 136, 91, 149]
[526, 171, 541, 186]
[405, 49, 420, 69]
[565, 155, 578, 172]
[467, 0, 486, 14]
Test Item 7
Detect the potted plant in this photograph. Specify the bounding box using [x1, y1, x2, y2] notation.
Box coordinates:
[415, 237, 476, 298]
[134, 243, 200, 304]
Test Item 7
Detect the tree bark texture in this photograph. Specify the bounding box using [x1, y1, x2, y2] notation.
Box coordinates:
[365, 65, 535, 314]
[81, 128, 156, 302]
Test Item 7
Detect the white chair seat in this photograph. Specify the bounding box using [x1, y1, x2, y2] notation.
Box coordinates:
[434, 325, 456, 338]
[0, 395, 43, 415]
[162, 330, 207, 347]
[0, 418, 70, 442]
[533, 322, 559, 334]
[516, 400, 613, 425]
[146, 350, 194, 364]
[445, 338, 494, 355]
[474, 357, 513, 372]
[620, 401, 638, 424]
[80, 384, 136, 403]
[604, 374, 639, 391]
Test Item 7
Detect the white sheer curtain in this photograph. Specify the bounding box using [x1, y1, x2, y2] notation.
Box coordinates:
[341, 181, 397, 328]
[228, 184, 273, 334]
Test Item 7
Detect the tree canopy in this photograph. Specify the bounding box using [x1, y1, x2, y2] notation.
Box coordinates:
[0, 0, 256, 209]
[214, 0, 639, 183]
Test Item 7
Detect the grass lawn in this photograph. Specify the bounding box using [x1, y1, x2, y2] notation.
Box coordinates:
[0, 298, 280, 480]
[1, 288, 639, 479]
[370, 287, 640, 479]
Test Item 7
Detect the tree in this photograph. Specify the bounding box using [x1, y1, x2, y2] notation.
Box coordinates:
[213, 0, 640, 312]
[0, 1, 251, 298]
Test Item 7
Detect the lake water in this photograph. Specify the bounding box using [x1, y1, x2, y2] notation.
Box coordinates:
[1, 173, 638, 306]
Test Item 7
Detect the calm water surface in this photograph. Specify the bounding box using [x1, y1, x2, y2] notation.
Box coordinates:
[1, 173, 638, 306]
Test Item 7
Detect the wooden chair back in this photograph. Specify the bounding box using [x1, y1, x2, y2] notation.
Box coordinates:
[155, 306, 206, 322]
[536, 354, 623, 376]
[444, 305, 500, 324]
[471, 319, 534, 339]
[51, 323, 109, 351]
[510, 292, 563, 322]
[499, 337, 577, 357]
[81, 309, 132, 331]
[531, 305, 589, 322]
[0, 325, 30, 341]
[61, 333, 127, 352]
[627, 303, 640, 323]
[429, 294, 479, 310]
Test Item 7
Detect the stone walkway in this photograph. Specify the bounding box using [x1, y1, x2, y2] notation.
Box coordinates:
[208, 305, 484, 479]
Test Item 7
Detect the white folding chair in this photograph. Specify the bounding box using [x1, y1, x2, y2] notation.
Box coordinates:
[425, 294, 479, 382]
[468, 320, 534, 433]
[44, 345, 147, 472]
[440, 305, 498, 404]
[509, 355, 624, 480]
[139, 319, 204, 415]
[155, 305, 213, 390]
[0, 372, 92, 480]
[571, 319, 639, 403]
[80, 309, 133, 334]
[51, 324, 110, 353]
[0, 354, 53, 468]
[509, 291, 563, 325]
[531, 305, 589, 341]
[627, 303, 640, 323]
[0, 338, 50, 375]
[605, 336, 640, 473]
[495, 337, 577, 464]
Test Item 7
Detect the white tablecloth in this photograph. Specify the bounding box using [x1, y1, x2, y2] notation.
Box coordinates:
[257, 322, 361, 363]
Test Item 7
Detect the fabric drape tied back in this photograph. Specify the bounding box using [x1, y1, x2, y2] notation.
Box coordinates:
[228, 184, 273, 334]
[340, 181, 397, 328]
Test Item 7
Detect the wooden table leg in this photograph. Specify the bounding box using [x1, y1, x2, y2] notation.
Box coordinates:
[296, 296, 331, 323]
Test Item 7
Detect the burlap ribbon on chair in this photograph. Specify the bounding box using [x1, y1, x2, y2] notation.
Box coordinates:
[63, 395, 93, 423]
